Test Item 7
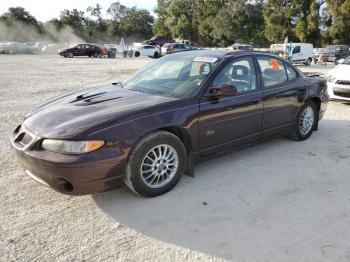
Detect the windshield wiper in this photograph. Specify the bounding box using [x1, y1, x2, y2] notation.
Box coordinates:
[112, 81, 123, 88]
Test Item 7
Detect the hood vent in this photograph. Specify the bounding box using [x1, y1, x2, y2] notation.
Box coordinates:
[69, 92, 122, 106]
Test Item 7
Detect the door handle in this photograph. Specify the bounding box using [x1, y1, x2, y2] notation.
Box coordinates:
[249, 99, 262, 105]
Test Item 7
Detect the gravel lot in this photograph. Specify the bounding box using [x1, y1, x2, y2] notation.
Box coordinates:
[1, 55, 350, 262]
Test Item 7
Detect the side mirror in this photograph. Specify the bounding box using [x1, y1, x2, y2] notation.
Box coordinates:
[338, 59, 345, 64]
[208, 83, 237, 96]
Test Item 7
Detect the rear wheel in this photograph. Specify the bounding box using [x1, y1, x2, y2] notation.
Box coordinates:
[125, 131, 187, 197]
[154, 52, 159, 58]
[290, 101, 317, 141]
[93, 52, 99, 58]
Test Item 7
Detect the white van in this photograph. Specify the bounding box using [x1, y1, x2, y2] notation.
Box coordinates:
[288, 43, 314, 66]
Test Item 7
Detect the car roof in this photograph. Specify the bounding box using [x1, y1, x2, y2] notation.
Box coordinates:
[171, 49, 276, 59]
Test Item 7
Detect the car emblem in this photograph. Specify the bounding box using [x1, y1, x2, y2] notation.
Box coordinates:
[205, 130, 216, 136]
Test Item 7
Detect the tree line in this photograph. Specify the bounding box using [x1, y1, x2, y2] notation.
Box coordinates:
[154, 0, 350, 47]
[1, 0, 350, 47]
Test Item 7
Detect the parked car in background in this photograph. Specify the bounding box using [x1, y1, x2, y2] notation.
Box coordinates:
[287, 43, 314, 66]
[0, 42, 41, 54]
[326, 56, 350, 101]
[231, 43, 254, 51]
[161, 43, 193, 55]
[134, 45, 160, 58]
[11, 50, 328, 197]
[93, 44, 116, 58]
[314, 45, 350, 64]
[178, 39, 192, 46]
[58, 44, 101, 58]
[143, 36, 175, 47]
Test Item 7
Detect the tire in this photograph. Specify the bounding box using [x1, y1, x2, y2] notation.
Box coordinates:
[134, 51, 140, 57]
[335, 58, 339, 65]
[93, 52, 99, 58]
[154, 52, 159, 58]
[125, 131, 187, 197]
[290, 101, 317, 141]
[68, 52, 73, 58]
[304, 57, 312, 66]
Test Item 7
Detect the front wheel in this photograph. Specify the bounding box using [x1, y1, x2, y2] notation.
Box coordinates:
[125, 131, 187, 197]
[290, 101, 317, 141]
[67, 52, 73, 58]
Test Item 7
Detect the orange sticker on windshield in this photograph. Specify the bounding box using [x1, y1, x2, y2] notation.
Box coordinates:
[269, 58, 280, 70]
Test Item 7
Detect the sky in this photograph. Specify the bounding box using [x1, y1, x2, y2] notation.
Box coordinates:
[0, 0, 157, 22]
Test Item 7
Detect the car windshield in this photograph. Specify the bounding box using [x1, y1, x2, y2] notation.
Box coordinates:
[123, 54, 222, 99]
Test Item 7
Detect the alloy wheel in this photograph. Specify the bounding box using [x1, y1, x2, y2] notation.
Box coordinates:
[140, 144, 179, 189]
[299, 106, 314, 136]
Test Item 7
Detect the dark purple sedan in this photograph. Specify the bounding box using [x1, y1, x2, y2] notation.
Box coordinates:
[11, 50, 329, 197]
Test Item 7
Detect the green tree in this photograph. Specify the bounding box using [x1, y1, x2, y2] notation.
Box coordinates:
[165, 0, 195, 40]
[324, 0, 350, 44]
[0, 7, 43, 33]
[154, 0, 171, 36]
[263, 0, 298, 43]
[192, 0, 223, 46]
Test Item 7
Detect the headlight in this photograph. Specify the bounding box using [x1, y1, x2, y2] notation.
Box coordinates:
[325, 74, 335, 83]
[41, 139, 105, 154]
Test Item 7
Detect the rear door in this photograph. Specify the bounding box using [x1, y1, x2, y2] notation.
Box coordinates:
[256, 55, 303, 136]
[198, 55, 263, 155]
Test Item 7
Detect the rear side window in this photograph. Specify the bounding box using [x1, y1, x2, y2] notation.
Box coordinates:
[257, 56, 287, 87]
[285, 63, 298, 81]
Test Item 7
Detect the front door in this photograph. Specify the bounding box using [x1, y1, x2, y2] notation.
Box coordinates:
[198, 55, 263, 155]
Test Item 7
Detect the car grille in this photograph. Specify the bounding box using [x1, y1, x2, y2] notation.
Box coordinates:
[336, 80, 350, 85]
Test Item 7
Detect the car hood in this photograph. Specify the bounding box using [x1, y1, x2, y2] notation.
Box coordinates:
[23, 85, 177, 139]
[329, 64, 350, 80]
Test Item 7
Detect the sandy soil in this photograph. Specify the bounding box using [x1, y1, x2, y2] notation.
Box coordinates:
[1, 55, 350, 262]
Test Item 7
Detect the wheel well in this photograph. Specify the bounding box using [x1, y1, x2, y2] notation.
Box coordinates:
[160, 127, 192, 155]
[310, 97, 321, 113]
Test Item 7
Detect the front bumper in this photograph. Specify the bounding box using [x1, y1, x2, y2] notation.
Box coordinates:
[327, 82, 350, 101]
[11, 125, 127, 195]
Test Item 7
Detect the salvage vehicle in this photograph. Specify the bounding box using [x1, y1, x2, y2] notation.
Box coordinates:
[11, 51, 328, 197]
[134, 45, 160, 58]
[161, 43, 193, 55]
[0, 42, 41, 54]
[326, 56, 350, 101]
[143, 36, 175, 47]
[314, 45, 350, 64]
[58, 43, 101, 58]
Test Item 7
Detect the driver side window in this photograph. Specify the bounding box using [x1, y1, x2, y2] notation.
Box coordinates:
[211, 56, 257, 94]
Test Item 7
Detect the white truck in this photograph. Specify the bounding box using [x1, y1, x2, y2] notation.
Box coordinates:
[288, 43, 314, 66]
[270, 43, 314, 66]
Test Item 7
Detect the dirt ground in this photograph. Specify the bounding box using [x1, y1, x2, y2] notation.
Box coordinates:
[1, 55, 350, 262]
